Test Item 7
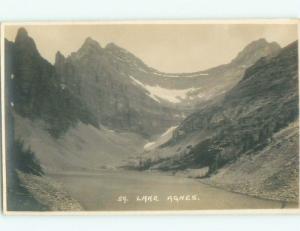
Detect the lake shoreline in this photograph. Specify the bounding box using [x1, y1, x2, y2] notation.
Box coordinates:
[47, 169, 296, 211]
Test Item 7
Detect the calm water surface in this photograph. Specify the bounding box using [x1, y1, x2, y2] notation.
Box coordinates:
[49, 170, 297, 211]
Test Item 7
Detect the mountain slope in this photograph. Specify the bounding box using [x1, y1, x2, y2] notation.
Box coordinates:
[202, 121, 299, 202]
[55, 38, 181, 137]
[6, 28, 181, 138]
[5, 29, 98, 137]
[54, 37, 281, 136]
[133, 41, 298, 175]
[127, 38, 281, 108]
[65, 38, 280, 110]
[13, 113, 147, 172]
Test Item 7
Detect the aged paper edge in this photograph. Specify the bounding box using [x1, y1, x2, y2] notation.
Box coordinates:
[1, 19, 300, 215]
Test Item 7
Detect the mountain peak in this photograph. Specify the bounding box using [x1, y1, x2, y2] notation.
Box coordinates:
[83, 37, 101, 48]
[231, 38, 281, 66]
[251, 38, 267, 44]
[78, 37, 102, 55]
[104, 42, 147, 67]
[15, 27, 29, 43]
[245, 38, 280, 50]
[55, 51, 66, 68]
[55, 50, 65, 59]
[105, 42, 120, 49]
[14, 27, 40, 57]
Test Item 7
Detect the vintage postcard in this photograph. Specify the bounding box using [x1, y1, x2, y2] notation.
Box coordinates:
[1, 21, 299, 214]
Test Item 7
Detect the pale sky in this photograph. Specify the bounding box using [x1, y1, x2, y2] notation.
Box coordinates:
[4, 23, 298, 73]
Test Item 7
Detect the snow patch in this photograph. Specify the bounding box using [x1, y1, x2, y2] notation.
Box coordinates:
[152, 72, 208, 78]
[144, 126, 178, 151]
[144, 142, 155, 150]
[160, 126, 178, 138]
[129, 75, 200, 103]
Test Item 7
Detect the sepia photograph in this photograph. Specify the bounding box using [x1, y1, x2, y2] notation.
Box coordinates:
[1, 21, 299, 213]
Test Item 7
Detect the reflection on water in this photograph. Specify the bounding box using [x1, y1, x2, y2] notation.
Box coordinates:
[49, 170, 297, 211]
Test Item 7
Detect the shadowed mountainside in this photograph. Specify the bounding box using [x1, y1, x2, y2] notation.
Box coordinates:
[128, 41, 299, 202]
[54, 38, 181, 137]
[5, 28, 281, 138]
[55, 37, 281, 111]
[134, 41, 298, 171]
[5, 28, 98, 138]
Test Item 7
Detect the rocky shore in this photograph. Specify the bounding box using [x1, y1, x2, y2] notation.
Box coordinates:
[17, 171, 83, 211]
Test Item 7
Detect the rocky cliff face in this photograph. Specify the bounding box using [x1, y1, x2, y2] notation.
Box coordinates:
[5, 27, 290, 146]
[54, 36, 281, 136]
[128, 40, 299, 202]
[54, 38, 181, 137]
[136, 41, 298, 175]
[5, 27, 289, 147]
[119, 38, 281, 109]
[5, 29, 98, 137]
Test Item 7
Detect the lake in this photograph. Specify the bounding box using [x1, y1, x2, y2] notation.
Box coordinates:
[49, 169, 297, 211]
